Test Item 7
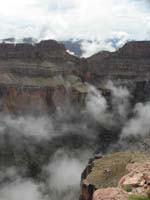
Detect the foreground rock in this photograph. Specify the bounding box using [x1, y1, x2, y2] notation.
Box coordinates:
[93, 188, 128, 200]
[80, 152, 150, 200]
[119, 161, 150, 196]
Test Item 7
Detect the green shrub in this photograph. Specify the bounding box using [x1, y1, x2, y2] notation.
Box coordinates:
[147, 190, 150, 199]
[123, 184, 132, 192]
[129, 194, 150, 200]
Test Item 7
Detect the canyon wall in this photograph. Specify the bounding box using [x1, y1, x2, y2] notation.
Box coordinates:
[0, 40, 150, 113]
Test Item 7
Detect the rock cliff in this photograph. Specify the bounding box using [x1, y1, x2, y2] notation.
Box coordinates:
[0, 40, 150, 113]
[0, 39, 88, 113]
[80, 152, 150, 200]
[87, 41, 150, 84]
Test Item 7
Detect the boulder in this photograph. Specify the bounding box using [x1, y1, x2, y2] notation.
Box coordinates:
[119, 161, 150, 196]
[93, 188, 128, 200]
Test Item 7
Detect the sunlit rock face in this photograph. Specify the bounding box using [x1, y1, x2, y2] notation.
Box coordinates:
[0, 85, 86, 114]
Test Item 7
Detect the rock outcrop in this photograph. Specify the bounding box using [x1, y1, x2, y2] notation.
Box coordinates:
[119, 161, 150, 196]
[93, 188, 129, 200]
[80, 152, 150, 200]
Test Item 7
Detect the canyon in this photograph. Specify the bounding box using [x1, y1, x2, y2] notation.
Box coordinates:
[0, 39, 150, 200]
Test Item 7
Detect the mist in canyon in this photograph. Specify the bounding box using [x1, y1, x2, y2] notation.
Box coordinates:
[0, 81, 149, 200]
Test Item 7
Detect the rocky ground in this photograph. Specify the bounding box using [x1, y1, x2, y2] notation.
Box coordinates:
[80, 152, 150, 200]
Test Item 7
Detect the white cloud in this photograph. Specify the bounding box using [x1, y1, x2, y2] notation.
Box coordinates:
[106, 81, 130, 120]
[45, 149, 90, 191]
[47, 155, 84, 191]
[0, 0, 149, 51]
[86, 85, 114, 126]
[81, 40, 115, 58]
[0, 115, 55, 140]
[66, 49, 75, 55]
[86, 82, 131, 126]
[0, 179, 43, 200]
[122, 102, 150, 138]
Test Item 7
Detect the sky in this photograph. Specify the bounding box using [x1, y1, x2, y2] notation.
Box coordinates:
[0, 0, 150, 55]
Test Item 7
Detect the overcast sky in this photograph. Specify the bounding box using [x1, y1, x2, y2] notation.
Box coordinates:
[0, 0, 149, 55]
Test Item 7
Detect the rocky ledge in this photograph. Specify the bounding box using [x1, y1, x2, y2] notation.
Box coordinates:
[80, 152, 150, 200]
